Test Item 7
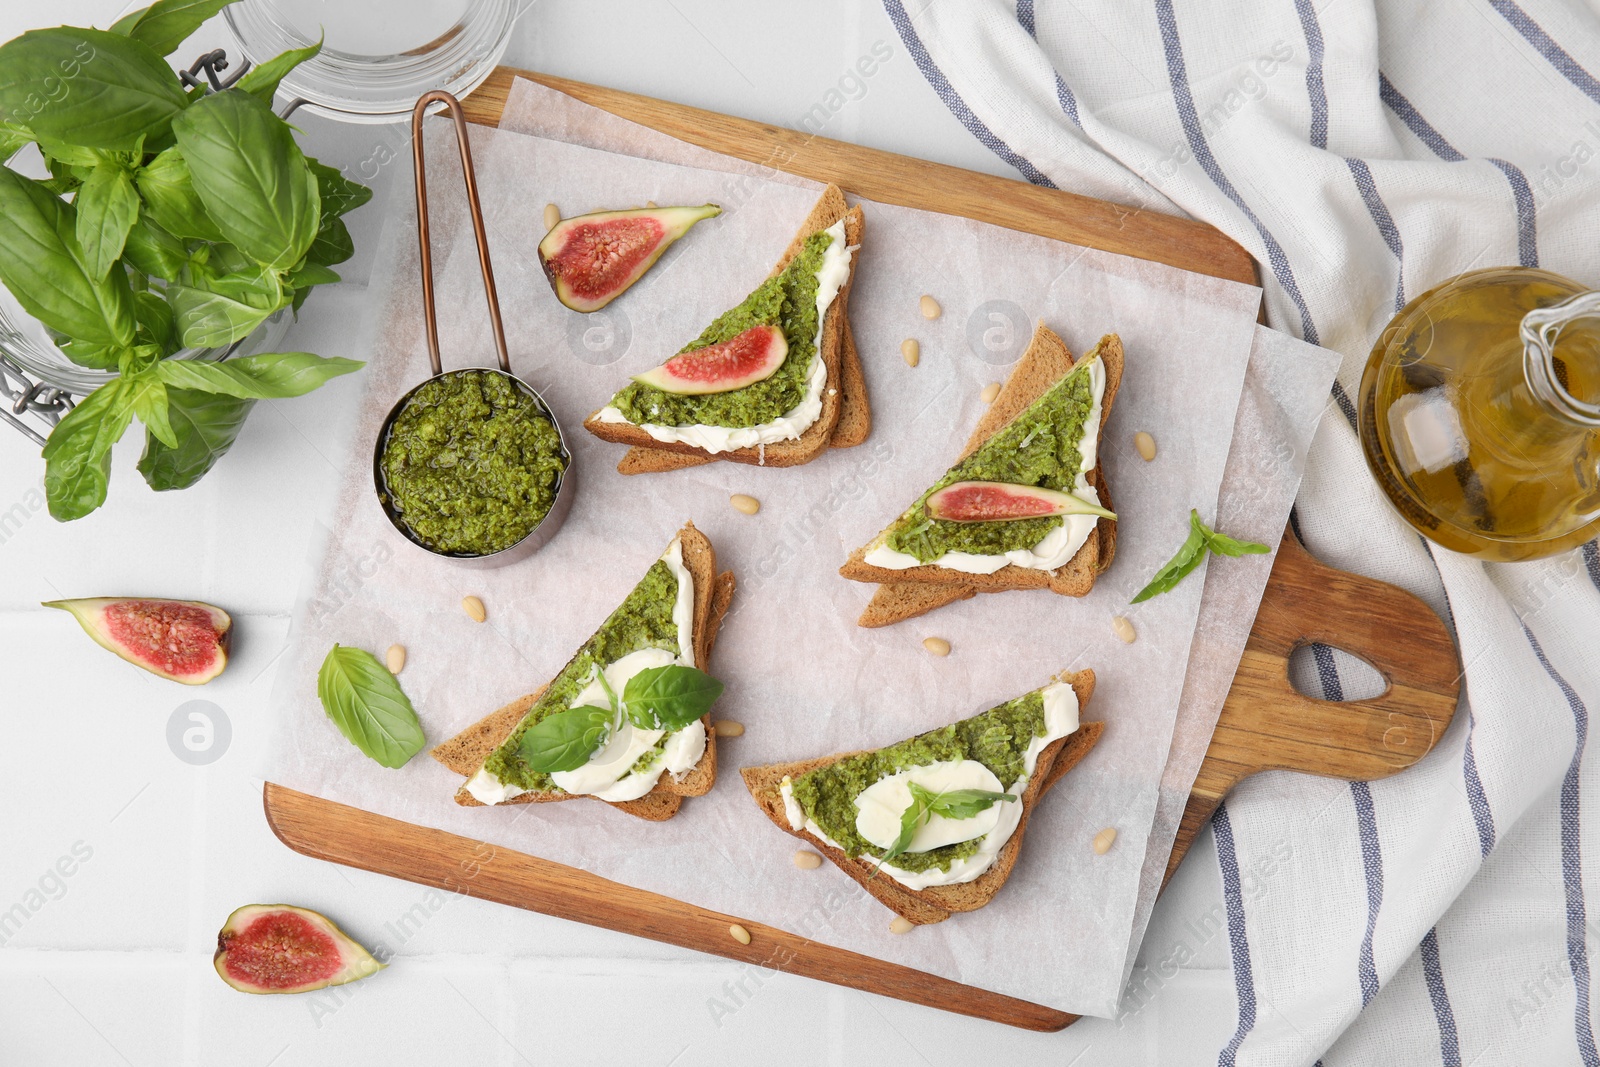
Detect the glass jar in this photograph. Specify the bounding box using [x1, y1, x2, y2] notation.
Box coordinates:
[1358, 267, 1600, 561]
[223, 0, 517, 122]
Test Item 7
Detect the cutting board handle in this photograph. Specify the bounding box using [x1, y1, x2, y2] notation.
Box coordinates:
[1165, 529, 1461, 883]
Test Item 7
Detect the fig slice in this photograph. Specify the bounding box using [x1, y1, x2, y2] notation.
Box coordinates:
[214, 904, 384, 995]
[632, 324, 788, 395]
[925, 481, 1116, 523]
[539, 204, 720, 312]
[43, 596, 232, 685]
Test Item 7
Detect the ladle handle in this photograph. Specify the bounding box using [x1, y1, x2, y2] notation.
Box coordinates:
[411, 90, 511, 377]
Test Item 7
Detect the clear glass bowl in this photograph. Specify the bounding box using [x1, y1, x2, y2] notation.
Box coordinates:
[224, 0, 517, 123]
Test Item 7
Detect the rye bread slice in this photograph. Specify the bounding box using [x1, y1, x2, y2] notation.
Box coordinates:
[839, 328, 1122, 622]
[741, 670, 1102, 924]
[585, 183, 865, 470]
[431, 522, 735, 820]
[615, 316, 871, 475]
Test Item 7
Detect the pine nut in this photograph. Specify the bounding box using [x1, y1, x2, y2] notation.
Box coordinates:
[981, 382, 1001, 404]
[1093, 827, 1118, 854]
[919, 294, 941, 319]
[714, 720, 745, 738]
[1111, 616, 1136, 643]
[889, 917, 915, 934]
[542, 203, 560, 230]
[730, 493, 760, 516]
[1134, 431, 1157, 461]
[729, 923, 752, 945]
[793, 850, 822, 870]
[461, 596, 487, 623]
[646, 200, 658, 208]
[923, 636, 951, 657]
[901, 338, 920, 367]
[385, 644, 406, 674]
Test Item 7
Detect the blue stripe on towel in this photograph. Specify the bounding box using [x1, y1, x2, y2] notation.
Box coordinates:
[1015, 0, 1082, 125]
[1351, 781, 1384, 1005]
[1344, 158, 1407, 312]
[884, 0, 1061, 187]
[1419, 927, 1464, 1066]
[1586, 541, 1600, 595]
[1463, 710, 1497, 857]
[1213, 802, 1258, 1066]
[1523, 624, 1600, 1067]
[1292, 0, 1329, 148]
[1154, 0, 1321, 345]
[1487, 0, 1600, 107]
[1377, 74, 1539, 267]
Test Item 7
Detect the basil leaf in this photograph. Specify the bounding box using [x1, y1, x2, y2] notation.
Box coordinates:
[37, 138, 101, 168]
[74, 163, 141, 280]
[621, 664, 724, 732]
[109, 6, 152, 36]
[121, 0, 237, 57]
[1130, 511, 1210, 604]
[137, 385, 254, 490]
[153, 350, 362, 398]
[0, 29, 187, 151]
[516, 705, 611, 774]
[166, 283, 275, 347]
[40, 378, 136, 521]
[316, 644, 426, 769]
[136, 146, 226, 242]
[286, 262, 340, 289]
[121, 215, 188, 280]
[172, 89, 320, 270]
[307, 157, 372, 220]
[1203, 525, 1271, 558]
[0, 167, 135, 348]
[912, 783, 1017, 820]
[57, 338, 124, 370]
[125, 373, 177, 448]
[132, 290, 177, 350]
[235, 40, 322, 105]
[304, 215, 355, 268]
[0, 122, 31, 161]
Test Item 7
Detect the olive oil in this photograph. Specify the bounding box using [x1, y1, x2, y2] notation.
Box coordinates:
[1359, 268, 1600, 561]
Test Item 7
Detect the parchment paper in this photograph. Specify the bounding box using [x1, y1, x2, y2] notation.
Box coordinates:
[268, 83, 1331, 1016]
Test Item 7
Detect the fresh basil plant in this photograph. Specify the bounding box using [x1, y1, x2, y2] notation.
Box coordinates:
[0, 1, 369, 520]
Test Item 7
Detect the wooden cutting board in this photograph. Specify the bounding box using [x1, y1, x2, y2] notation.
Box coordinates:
[264, 68, 1462, 1032]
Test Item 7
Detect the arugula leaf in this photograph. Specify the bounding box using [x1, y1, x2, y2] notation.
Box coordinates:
[120, 0, 237, 57]
[316, 644, 426, 769]
[121, 215, 188, 280]
[910, 782, 1018, 820]
[172, 89, 320, 270]
[74, 164, 141, 280]
[1131, 510, 1270, 604]
[153, 350, 362, 398]
[235, 40, 322, 105]
[0, 28, 187, 150]
[0, 168, 135, 350]
[516, 705, 612, 774]
[307, 157, 372, 220]
[621, 665, 724, 732]
[137, 386, 254, 490]
[40, 378, 136, 521]
[875, 791, 931, 875]
[135, 146, 226, 242]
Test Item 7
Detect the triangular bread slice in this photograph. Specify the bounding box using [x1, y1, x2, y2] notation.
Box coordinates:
[432, 522, 735, 820]
[615, 318, 871, 475]
[741, 670, 1103, 924]
[840, 326, 1122, 624]
[584, 183, 866, 470]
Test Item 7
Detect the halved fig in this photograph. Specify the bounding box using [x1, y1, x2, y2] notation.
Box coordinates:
[44, 597, 232, 684]
[214, 904, 384, 995]
[633, 323, 787, 395]
[926, 481, 1116, 523]
[539, 204, 720, 312]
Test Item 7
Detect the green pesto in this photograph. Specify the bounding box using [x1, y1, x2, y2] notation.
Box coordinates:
[483, 561, 679, 792]
[630, 738, 668, 776]
[609, 230, 832, 428]
[789, 691, 1048, 874]
[380, 370, 567, 556]
[885, 359, 1098, 562]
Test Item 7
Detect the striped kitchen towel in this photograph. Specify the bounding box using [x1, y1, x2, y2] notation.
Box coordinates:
[887, 1, 1600, 1064]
